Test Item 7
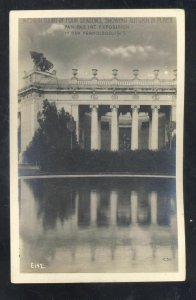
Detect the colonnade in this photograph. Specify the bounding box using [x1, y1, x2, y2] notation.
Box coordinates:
[75, 190, 162, 227]
[18, 101, 176, 161]
[74, 104, 176, 151]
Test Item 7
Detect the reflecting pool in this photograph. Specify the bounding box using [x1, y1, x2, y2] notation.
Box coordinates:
[19, 177, 178, 273]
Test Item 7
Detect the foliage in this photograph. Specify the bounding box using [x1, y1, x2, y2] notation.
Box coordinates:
[30, 51, 54, 72]
[24, 100, 78, 167]
[36, 148, 175, 175]
[166, 121, 176, 150]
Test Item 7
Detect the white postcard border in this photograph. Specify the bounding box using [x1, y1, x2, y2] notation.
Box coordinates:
[10, 9, 185, 283]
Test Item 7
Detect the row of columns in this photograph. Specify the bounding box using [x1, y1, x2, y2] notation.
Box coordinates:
[66, 191, 175, 262]
[19, 102, 175, 157]
[90, 105, 161, 151]
[87, 190, 159, 226]
[73, 189, 159, 227]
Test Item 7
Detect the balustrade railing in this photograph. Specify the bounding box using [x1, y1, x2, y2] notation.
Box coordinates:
[20, 76, 176, 93]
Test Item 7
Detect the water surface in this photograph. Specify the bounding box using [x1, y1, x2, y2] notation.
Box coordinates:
[19, 178, 178, 273]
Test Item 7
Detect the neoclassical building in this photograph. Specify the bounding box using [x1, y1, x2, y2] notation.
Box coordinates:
[18, 67, 176, 161]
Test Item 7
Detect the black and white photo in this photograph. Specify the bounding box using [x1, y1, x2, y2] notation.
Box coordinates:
[10, 9, 185, 283]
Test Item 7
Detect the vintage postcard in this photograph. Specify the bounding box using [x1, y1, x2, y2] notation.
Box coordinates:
[10, 9, 185, 283]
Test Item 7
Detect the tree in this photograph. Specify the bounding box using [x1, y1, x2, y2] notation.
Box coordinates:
[166, 121, 176, 149]
[24, 100, 78, 168]
[30, 51, 54, 72]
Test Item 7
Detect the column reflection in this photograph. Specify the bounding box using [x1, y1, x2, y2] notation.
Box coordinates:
[21, 179, 178, 272]
[130, 190, 138, 225]
[110, 190, 118, 226]
[150, 191, 158, 225]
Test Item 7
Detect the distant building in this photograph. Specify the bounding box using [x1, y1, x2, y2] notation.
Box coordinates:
[18, 67, 176, 162]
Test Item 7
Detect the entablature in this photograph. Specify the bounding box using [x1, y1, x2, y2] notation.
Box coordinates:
[19, 85, 176, 98]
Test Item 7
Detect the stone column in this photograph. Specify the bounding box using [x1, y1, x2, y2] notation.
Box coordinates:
[90, 105, 99, 150]
[150, 105, 160, 150]
[110, 105, 119, 151]
[150, 191, 158, 225]
[21, 102, 33, 161]
[71, 105, 79, 142]
[131, 191, 138, 224]
[98, 118, 101, 150]
[110, 190, 118, 226]
[31, 101, 35, 141]
[148, 117, 152, 149]
[131, 105, 140, 150]
[90, 190, 98, 226]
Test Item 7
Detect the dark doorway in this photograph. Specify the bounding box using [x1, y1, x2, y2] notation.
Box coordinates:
[119, 127, 131, 150]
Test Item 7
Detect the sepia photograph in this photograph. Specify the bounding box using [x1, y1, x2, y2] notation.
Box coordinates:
[10, 9, 185, 283]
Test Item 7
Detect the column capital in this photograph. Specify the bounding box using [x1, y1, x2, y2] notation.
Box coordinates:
[151, 105, 160, 111]
[90, 105, 99, 110]
[110, 105, 119, 110]
[131, 105, 140, 111]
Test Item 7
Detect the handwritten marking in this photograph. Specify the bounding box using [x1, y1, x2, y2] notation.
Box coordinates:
[163, 258, 172, 262]
[31, 262, 46, 269]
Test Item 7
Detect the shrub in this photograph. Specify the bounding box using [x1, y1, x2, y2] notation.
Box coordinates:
[38, 149, 175, 175]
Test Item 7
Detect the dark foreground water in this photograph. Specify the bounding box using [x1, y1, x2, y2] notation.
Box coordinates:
[19, 177, 178, 273]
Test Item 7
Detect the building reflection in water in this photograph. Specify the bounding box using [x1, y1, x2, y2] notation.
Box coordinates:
[19, 178, 178, 273]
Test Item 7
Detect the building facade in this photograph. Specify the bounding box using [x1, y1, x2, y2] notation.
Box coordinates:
[18, 68, 176, 161]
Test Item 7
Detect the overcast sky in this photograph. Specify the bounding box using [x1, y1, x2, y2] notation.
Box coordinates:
[19, 17, 176, 86]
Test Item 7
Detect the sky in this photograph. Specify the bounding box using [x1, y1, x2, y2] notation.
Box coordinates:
[18, 17, 177, 87]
